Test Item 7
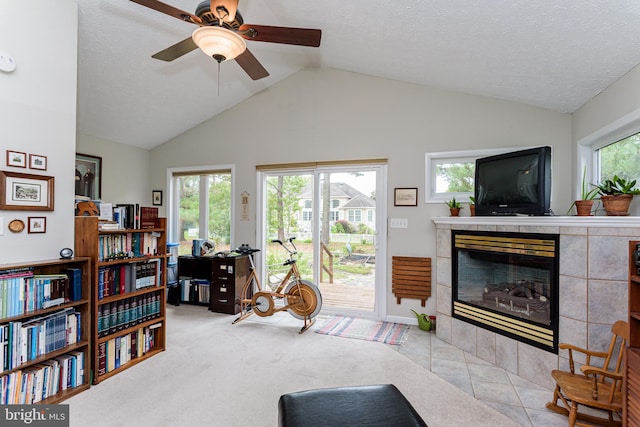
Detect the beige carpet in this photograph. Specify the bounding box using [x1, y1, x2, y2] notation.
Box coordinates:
[67, 305, 520, 427]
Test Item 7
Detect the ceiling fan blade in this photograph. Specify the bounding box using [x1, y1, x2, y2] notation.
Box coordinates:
[238, 25, 321, 47]
[235, 49, 269, 81]
[152, 37, 198, 61]
[129, 0, 203, 24]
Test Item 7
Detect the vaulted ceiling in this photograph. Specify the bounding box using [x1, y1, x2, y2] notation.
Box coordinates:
[77, 1, 640, 149]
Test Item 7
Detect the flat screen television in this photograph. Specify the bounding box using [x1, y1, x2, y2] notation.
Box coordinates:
[474, 146, 551, 216]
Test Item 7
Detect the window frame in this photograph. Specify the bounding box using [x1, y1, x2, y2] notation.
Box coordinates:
[424, 148, 520, 203]
[576, 108, 640, 200]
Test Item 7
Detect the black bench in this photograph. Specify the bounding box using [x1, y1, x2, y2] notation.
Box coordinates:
[278, 384, 427, 427]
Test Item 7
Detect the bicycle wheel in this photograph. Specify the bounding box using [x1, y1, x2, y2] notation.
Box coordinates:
[283, 280, 322, 320]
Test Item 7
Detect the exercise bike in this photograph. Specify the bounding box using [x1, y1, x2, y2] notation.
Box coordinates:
[232, 238, 322, 333]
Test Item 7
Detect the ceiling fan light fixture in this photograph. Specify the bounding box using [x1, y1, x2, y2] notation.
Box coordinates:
[192, 26, 246, 63]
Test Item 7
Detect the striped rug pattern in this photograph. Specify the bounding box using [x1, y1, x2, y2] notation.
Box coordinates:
[315, 315, 409, 345]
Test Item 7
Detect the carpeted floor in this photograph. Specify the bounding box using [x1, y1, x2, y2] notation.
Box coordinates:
[66, 305, 520, 427]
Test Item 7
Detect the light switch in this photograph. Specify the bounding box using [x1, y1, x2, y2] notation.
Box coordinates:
[390, 218, 408, 228]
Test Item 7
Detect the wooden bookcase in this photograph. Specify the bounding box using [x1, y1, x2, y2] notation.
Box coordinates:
[0, 256, 91, 403]
[74, 216, 166, 385]
[626, 240, 640, 425]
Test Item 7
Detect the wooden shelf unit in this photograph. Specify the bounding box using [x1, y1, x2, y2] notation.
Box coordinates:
[74, 216, 167, 385]
[0, 257, 92, 403]
[625, 240, 640, 426]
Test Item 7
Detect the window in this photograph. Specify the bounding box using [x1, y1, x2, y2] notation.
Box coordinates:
[348, 209, 362, 222]
[596, 133, 640, 183]
[303, 211, 312, 221]
[331, 199, 339, 208]
[425, 148, 524, 203]
[171, 168, 233, 255]
[577, 108, 640, 199]
[304, 200, 312, 209]
[329, 211, 339, 221]
[367, 210, 373, 222]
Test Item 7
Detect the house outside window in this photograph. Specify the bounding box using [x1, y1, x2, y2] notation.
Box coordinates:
[348, 210, 362, 222]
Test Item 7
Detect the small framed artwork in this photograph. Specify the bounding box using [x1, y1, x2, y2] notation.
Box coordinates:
[394, 188, 418, 206]
[0, 171, 55, 211]
[152, 190, 163, 206]
[29, 154, 47, 171]
[75, 153, 102, 199]
[27, 216, 46, 234]
[6, 150, 27, 168]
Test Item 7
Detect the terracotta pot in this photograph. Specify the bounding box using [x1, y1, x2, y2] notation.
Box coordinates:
[574, 200, 594, 216]
[601, 194, 633, 216]
[469, 205, 475, 216]
[449, 208, 460, 217]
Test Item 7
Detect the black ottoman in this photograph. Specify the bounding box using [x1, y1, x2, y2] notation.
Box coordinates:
[278, 384, 427, 427]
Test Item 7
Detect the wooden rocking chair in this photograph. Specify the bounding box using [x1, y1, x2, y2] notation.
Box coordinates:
[546, 320, 628, 427]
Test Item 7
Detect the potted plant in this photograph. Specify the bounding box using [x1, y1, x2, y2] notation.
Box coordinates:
[445, 197, 462, 216]
[469, 196, 476, 216]
[595, 175, 640, 216]
[569, 167, 600, 216]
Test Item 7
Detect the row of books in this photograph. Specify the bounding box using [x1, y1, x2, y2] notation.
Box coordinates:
[0, 269, 82, 320]
[98, 232, 160, 262]
[98, 260, 161, 299]
[97, 203, 159, 230]
[0, 350, 84, 404]
[96, 323, 160, 375]
[0, 308, 81, 373]
[180, 279, 211, 304]
[97, 292, 162, 338]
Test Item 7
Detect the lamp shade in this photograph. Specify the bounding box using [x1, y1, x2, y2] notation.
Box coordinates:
[192, 26, 246, 63]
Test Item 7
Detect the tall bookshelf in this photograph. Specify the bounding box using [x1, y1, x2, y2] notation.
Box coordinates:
[0, 257, 91, 403]
[626, 240, 640, 425]
[74, 216, 167, 385]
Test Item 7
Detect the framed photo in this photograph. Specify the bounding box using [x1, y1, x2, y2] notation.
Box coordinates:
[394, 188, 418, 206]
[0, 171, 55, 211]
[27, 216, 46, 234]
[6, 151, 27, 168]
[29, 154, 47, 171]
[75, 153, 102, 199]
[152, 190, 163, 206]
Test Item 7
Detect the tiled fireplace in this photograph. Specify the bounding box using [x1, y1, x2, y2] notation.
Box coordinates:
[452, 230, 559, 353]
[432, 216, 640, 389]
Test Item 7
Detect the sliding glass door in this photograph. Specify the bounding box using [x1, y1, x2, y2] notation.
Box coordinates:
[259, 163, 386, 317]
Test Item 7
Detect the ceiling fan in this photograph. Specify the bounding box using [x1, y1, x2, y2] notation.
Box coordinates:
[130, 0, 322, 80]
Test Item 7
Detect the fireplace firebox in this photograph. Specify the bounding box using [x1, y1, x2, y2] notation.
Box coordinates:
[452, 230, 559, 353]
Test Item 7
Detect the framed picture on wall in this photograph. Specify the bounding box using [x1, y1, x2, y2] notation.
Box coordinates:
[28, 216, 46, 233]
[29, 154, 47, 171]
[0, 171, 55, 211]
[152, 190, 163, 206]
[394, 188, 418, 206]
[75, 153, 102, 200]
[6, 150, 27, 168]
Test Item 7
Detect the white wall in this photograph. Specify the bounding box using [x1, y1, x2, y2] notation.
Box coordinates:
[0, 0, 78, 264]
[150, 68, 572, 318]
[76, 134, 150, 205]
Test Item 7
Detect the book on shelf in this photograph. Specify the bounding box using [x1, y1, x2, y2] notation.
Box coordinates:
[139, 207, 159, 229]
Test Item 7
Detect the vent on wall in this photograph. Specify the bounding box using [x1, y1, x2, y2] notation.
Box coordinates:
[392, 256, 431, 306]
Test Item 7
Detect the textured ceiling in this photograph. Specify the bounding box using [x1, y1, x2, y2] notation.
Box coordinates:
[77, 1, 640, 149]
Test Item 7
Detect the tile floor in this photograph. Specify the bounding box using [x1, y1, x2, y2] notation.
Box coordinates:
[392, 326, 570, 427]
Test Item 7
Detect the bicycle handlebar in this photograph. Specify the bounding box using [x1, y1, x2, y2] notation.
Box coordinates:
[271, 237, 298, 255]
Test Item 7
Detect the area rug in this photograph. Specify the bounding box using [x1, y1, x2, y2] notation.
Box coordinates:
[315, 315, 409, 345]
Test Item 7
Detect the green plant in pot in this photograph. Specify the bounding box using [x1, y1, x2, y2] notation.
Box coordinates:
[595, 175, 640, 216]
[445, 197, 462, 216]
[569, 167, 599, 216]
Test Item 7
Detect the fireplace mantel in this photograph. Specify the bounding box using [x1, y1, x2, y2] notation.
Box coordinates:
[432, 216, 640, 227]
[431, 216, 640, 389]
